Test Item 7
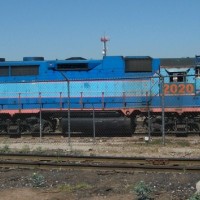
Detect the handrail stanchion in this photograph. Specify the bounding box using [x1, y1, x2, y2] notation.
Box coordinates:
[59, 72, 71, 147]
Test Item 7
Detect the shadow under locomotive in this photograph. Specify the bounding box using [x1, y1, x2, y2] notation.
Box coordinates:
[1, 110, 200, 138]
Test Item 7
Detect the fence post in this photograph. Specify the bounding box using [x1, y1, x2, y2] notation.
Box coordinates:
[92, 104, 96, 144]
[146, 92, 151, 140]
[161, 76, 165, 145]
[148, 103, 151, 140]
[67, 79, 71, 146]
[39, 92, 42, 142]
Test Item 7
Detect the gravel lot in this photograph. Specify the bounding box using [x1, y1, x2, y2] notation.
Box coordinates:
[0, 135, 200, 199]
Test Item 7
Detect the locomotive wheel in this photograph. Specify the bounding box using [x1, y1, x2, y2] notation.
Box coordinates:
[43, 125, 51, 133]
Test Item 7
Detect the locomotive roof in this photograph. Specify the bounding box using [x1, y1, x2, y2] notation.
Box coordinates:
[160, 57, 195, 68]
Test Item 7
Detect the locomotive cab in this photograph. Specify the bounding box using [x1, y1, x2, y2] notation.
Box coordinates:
[195, 55, 200, 77]
[159, 57, 199, 136]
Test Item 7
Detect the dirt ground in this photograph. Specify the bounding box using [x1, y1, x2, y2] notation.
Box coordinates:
[0, 135, 200, 199]
[0, 168, 199, 200]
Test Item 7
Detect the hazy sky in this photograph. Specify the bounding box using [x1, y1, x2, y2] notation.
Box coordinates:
[0, 0, 200, 60]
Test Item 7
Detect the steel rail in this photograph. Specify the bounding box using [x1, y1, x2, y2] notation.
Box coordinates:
[0, 153, 200, 172]
[0, 160, 200, 172]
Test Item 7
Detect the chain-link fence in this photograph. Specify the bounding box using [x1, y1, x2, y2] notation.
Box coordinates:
[0, 74, 198, 144]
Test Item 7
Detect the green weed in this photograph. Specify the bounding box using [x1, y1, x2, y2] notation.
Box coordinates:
[31, 172, 45, 187]
[189, 192, 200, 200]
[0, 145, 10, 153]
[134, 181, 152, 200]
[19, 145, 30, 153]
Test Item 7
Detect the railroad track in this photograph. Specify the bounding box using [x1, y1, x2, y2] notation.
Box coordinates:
[0, 153, 200, 172]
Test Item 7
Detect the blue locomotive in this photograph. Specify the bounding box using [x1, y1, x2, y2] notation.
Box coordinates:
[0, 55, 199, 136]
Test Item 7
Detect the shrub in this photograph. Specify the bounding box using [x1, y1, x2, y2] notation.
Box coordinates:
[31, 172, 45, 187]
[134, 181, 152, 200]
[189, 193, 200, 200]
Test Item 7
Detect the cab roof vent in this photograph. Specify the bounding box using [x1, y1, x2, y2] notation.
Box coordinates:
[23, 57, 44, 61]
[0, 58, 5, 62]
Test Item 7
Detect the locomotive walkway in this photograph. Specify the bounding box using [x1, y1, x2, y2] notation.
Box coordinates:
[0, 153, 200, 173]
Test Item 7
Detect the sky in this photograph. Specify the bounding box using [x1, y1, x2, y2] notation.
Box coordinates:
[0, 0, 200, 61]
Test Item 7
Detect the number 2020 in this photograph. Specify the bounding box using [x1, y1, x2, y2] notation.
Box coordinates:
[164, 84, 194, 94]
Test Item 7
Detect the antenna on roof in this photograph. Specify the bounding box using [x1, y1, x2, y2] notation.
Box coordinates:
[100, 35, 110, 56]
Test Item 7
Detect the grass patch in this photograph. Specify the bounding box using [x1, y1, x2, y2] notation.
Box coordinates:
[0, 145, 10, 153]
[33, 146, 44, 154]
[176, 140, 190, 147]
[19, 145, 30, 153]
